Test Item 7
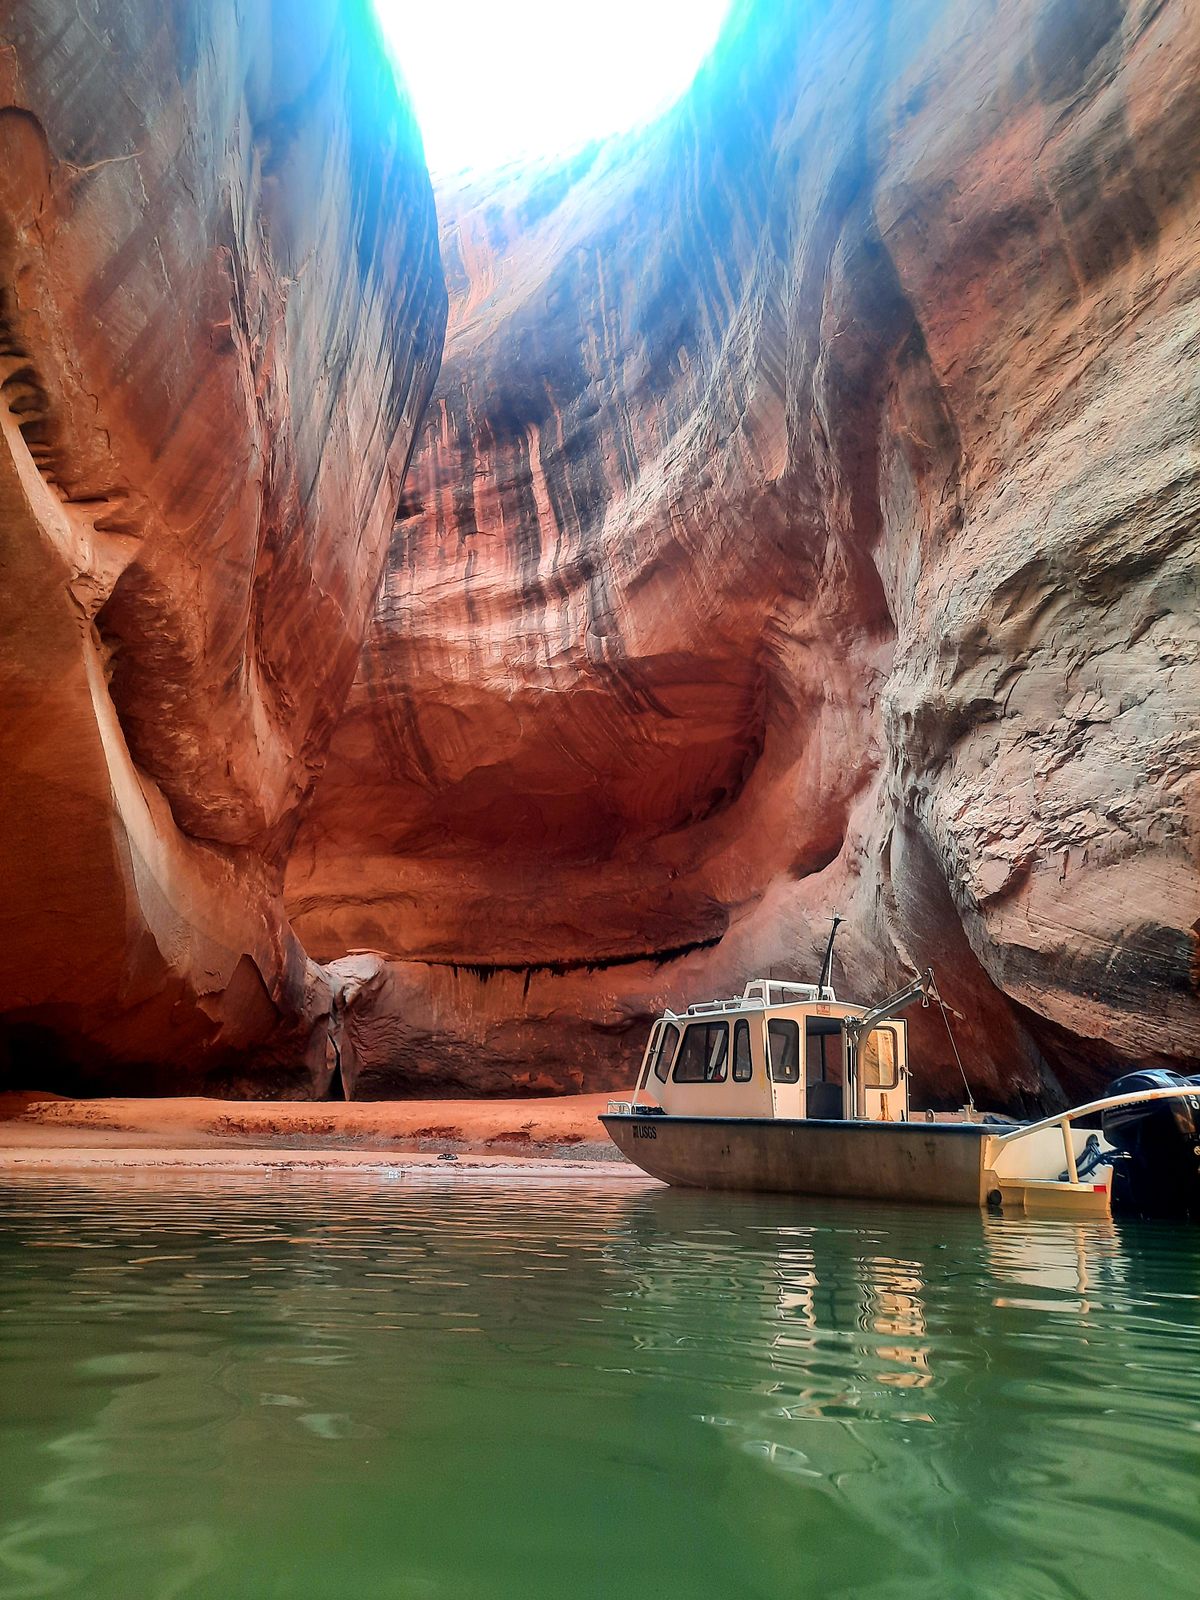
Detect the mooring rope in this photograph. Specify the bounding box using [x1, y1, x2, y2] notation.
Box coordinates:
[930, 976, 975, 1112]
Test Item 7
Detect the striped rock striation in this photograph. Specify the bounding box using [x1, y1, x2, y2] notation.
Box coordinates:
[0, 0, 446, 1091]
[288, 0, 1200, 1103]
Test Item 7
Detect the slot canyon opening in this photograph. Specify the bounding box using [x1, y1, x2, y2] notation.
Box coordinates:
[373, 0, 732, 176]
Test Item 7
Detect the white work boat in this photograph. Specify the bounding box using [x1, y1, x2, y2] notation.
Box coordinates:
[601, 938, 1200, 1218]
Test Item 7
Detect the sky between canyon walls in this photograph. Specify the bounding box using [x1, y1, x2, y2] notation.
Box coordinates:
[375, 0, 732, 174]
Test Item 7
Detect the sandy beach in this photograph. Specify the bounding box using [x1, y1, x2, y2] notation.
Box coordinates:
[0, 1090, 646, 1178]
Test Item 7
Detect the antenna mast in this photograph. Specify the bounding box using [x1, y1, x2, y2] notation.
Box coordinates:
[817, 916, 842, 997]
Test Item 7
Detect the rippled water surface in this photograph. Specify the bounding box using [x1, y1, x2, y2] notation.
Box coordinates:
[1, 1174, 1198, 1600]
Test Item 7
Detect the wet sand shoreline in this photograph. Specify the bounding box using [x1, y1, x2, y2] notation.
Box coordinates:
[0, 1090, 646, 1179]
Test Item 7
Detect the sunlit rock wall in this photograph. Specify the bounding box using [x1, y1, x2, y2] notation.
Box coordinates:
[0, 0, 446, 1091]
[288, 0, 1200, 1103]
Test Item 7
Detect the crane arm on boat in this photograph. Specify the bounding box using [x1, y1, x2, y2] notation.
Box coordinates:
[843, 969, 936, 1041]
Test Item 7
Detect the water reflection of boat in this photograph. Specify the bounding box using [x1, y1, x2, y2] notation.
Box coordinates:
[983, 1211, 1120, 1316]
[607, 1186, 939, 1422]
[601, 927, 1200, 1218]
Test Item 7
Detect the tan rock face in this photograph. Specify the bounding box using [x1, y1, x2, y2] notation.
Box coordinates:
[0, 0, 445, 1090]
[288, 0, 1199, 1103]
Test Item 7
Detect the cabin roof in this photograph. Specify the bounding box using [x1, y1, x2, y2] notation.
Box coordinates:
[662, 979, 872, 1024]
[678, 979, 837, 1012]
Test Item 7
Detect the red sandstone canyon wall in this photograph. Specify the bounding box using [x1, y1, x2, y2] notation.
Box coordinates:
[287, 0, 1200, 1104]
[2, 0, 1196, 1107]
[0, 0, 446, 1091]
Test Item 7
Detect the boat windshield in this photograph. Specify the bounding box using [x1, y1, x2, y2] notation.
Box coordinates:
[673, 1021, 729, 1082]
[652, 1023, 680, 1082]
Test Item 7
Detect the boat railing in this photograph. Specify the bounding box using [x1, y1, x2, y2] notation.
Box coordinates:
[683, 997, 765, 1015]
[994, 1084, 1200, 1183]
[741, 980, 837, 1003]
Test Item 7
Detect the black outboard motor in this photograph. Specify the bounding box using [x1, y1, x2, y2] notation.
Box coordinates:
[1101, 1070, 1200, 1218]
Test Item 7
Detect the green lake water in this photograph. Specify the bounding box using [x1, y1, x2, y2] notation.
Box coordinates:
[1, 1173, 1198, 1600]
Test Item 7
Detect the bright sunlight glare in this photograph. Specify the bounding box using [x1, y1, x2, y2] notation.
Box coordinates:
[373, 0, 732, 177]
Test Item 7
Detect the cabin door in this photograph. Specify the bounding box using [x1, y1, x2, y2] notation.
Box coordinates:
[804, 1019, 845, 1120]
[845, 1024, 908, 1122]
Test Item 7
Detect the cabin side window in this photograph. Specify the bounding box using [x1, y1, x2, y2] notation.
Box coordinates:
[652, 1023, 680, 1082]
[767, 1018, 800, 1083]
[673, 1022, 729, 1083]
[732, 1019, 753, 1082]
[860, 1026, 900, 1089]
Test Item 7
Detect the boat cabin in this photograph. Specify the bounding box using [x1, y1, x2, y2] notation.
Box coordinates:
[630, 979, 911, 1124]
[607, 961, 1200, 1216]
